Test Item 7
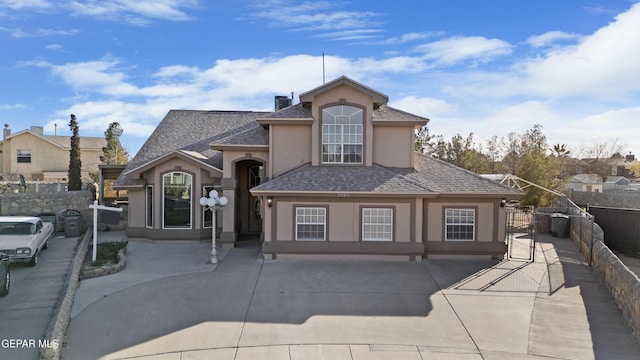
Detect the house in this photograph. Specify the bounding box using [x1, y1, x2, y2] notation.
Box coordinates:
[604, 176, 631, 191]
[566, 174, 603, 193]
[0, 125, 107, 182]
[558, 157, 589, 179]
[115, 76, 521, 260]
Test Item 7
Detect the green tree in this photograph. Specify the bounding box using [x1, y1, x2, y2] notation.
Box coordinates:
[68, 114, 82, 191]
[101, 122, 129, 165]
[431, 133, 490, 173]
[518, 149, 559, 207]
[414, 126, 432, 154]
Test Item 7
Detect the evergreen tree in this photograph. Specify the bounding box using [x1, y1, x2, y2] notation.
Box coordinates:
[68, 114, 82, 191]
[101, 122, 129, 165]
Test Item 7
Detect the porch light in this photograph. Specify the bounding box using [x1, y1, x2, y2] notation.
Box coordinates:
[500, 198, 507, 208]
[199, 189, 228, 264]
[266, 196, 273, 208]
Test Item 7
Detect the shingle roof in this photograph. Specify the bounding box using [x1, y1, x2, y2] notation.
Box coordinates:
[259, 103, 312, 119]
[251, 153, 520, 195]
[115, 110, 270, 187]
[372, 105, 429, 123]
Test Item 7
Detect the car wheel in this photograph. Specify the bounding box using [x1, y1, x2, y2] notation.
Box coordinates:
[43, 241, 49, 250]
[0, 269, 9, 297]
[29, 252, 38, 267]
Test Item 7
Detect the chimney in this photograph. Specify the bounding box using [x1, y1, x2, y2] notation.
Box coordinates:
[274, 95, 292, 110]
[30, 126, 44, 135]
[626, 152, 635, 162]
[3, 124, 9, 140]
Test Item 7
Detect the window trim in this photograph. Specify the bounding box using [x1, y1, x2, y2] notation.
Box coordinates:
[145, 185, 153, 228]
[320, 104, 365, 165]
[294, 206, 328, 241]
[162, 171, 193, 230]
[360, 206, 394, 242]
[444, 207, 477, 241]
[17, 149, 32, 163]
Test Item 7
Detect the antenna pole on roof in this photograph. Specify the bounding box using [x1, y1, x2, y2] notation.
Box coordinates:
[322, 52, 325, 84]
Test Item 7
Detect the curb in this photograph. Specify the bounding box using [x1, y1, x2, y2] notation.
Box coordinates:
[80, 246, 127, 280]
[40, 229, 90, 360]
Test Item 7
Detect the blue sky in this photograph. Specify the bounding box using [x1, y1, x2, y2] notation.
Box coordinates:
[1, 0, 639, 159]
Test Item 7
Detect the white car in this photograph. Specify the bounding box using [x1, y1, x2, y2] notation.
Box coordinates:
[0, 216, 54, 266]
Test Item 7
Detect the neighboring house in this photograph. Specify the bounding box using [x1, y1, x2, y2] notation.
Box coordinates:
[0, 125, 107, 182]
[559, 157, 589, 178]
[604, 176, 631, 191]
[567, 174, 603, 193]
[115, 76, 521, 260]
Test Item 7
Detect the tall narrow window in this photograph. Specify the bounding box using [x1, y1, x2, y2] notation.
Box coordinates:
[163, 172, 192, 229]
[295, 207, 326, 241]
[362, 208, 393, 241]
[17, 149, 32, 163]
[145, 185, 153, 228]
[445, 208, 475, 241]
[322, 105, 363, 164]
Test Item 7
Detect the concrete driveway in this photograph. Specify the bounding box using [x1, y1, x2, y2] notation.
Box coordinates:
[0, 235, 80, 360]
[61, 234, 640, 360]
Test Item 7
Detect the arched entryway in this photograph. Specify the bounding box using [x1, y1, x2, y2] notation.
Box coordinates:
[235, 159, 264, 241]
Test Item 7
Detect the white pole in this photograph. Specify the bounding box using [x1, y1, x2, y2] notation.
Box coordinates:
[210, 208, 218, 264]
[92, 200, 98, 262]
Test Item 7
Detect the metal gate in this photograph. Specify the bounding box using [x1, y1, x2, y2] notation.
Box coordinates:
[505, 206, 535, 261]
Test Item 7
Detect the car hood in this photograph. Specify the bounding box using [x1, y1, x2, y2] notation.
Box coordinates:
[0, 235, 39, 249]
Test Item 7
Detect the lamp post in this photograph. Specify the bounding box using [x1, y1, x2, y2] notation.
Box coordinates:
[199, 189, 228, 264]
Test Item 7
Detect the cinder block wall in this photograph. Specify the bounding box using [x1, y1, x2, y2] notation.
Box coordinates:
[0, 190, 93, 229]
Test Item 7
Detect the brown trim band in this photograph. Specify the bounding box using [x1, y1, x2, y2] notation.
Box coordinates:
[263, 241, 424, 256]
[424, 241, 507, 256]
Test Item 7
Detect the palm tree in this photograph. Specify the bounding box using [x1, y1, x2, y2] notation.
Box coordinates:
[551, 144, 570, 157]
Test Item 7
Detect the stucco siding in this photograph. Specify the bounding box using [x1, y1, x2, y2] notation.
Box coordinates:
[372, 126, 413, 167]
[270, 126, 311, 177]
[128, 190, 146, 228]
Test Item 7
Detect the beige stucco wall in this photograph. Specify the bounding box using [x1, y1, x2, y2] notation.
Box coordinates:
[309, 84, 375, 167]
[128, 189, 146, 228]
[271, 200, 412, 242]
[270, 125, 311, 177]
[221, 149, 268, 178]
[426, 201, 497, 242]
[2, 133, 104, 181]
[372, 126, 413, 167]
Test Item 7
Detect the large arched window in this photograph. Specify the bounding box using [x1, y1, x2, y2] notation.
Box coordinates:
[322, 105, 363, 164]
[163, 172, 192, 229]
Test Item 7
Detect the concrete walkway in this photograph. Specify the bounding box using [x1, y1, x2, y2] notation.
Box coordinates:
[61, 234, 640, 360]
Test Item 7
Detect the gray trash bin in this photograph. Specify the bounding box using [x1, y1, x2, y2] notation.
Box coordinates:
[59, 209, 82, 237]
[550, 213, 570, 237]
[37, 212, 57, 232]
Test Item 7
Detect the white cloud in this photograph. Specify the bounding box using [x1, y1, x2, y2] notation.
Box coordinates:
[67, 0, 198, 25]
[390, 96, 458, 120]
[0, 103, 26, 110]
[45, 43, 62, 50]
[415, 36, 513, 65]
[248, 1, 382, 33]
[526, 31, 580, 48]
[0, 0, 52, 10]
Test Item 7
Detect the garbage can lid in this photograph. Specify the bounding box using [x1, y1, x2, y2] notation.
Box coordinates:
[551, 213, 569, 218]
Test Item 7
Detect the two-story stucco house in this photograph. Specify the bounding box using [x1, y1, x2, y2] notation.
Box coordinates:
[0, 125, 107, 182]
[115, 77, 521, 260]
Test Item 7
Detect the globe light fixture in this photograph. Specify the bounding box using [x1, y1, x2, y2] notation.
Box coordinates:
[199, 190, 228, 264]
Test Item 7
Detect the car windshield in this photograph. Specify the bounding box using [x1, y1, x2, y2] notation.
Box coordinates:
[0, 222, 36, 235]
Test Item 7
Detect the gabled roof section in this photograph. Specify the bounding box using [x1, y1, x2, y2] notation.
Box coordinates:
[570, 174, 603, 184]
[256, 103, 313, 126]
[299, 76, 388, 107]
[115, 110, 270, 187]
[372, 105, 429, 126]
[1, 129, 106, 149]
[251, 153, 521, 197]
[125, 149, 223, 179]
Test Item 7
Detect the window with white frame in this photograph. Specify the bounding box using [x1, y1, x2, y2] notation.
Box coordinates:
[445, 208, 475, 241]
[163, 172, 192, 229]
[321, 105, 363, 164]
[362, 208, 393, 241]
[17, 149, 31, 163]
[295, 207, 326, 241]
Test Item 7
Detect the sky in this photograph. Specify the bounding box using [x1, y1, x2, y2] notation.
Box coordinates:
[1, 0, 639, 160]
